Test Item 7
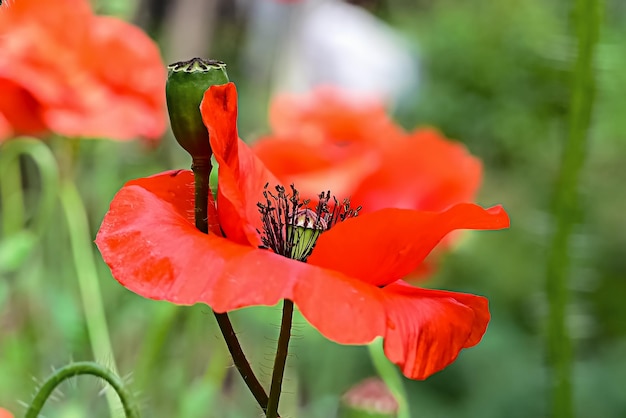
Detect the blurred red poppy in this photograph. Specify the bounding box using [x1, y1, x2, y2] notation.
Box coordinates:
[0, 407, 13, 418]
[254, 87, 481, 213]
[96, 83, 509, 380]
[0, 0, 166, 142]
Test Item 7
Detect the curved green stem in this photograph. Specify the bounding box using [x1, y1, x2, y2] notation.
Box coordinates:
[546, 0, 601, 417]
[0, 137, 59, 237]
[368, 338, 410, 418]
[191, 158, 270, 413]
[266, 300, 293, 418]
[59, 179, 122, 417]
[24, 361, 140, 418]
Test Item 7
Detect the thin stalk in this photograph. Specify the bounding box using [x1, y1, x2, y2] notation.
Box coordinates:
[25, 361, 140, 418]
[545, 0, 601, 417]
[59, 179, 122, 417]
[191, 158, 271, 413]
[266, 300, 293, 418]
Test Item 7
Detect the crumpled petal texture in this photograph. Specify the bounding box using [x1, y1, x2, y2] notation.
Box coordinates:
[0, 0, 166, 142]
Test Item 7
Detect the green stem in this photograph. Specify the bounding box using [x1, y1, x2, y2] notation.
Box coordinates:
[266, 300, 293, 418]
[191, 158, 271, 413]
[59, 179, 122, 417]
[24, 361, 140, 418]
[0, 138, 59, 237]
[546, 0, 601, 417]
[368, 339, 410, 418]
[0, 146, 25, 237]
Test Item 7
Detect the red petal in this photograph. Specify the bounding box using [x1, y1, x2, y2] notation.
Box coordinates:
[0, 80, 47, 140]
[254, 133, 381, 201]
[124, 170, 221, 235]
[97, 172, 493, 380]
[268, 86, 401, 144]
[308, 204, 510, 287]
[95, 171, 385, 343]
[200, 83, 279, 246]
[0, 0, 165, 141]
[381, 281, 490, 380]
[352, 128, 482, 212]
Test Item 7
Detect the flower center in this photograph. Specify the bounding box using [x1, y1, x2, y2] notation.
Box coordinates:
[257, 184, 360, 262]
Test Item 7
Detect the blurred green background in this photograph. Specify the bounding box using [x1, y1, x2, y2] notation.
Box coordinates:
[1, 0, 625, 417]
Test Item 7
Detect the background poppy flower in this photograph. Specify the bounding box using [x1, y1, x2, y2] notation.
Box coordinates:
[0, 0, 166, 142]
[0, 407, 12, 418]
[96, 83, 510, 380]
[253, 86, 481, 213]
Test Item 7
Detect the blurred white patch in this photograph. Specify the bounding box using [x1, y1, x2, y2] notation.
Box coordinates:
[242, 0, 419, 106]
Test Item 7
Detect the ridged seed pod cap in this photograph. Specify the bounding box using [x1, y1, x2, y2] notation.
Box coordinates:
[166, 58, 229, 160]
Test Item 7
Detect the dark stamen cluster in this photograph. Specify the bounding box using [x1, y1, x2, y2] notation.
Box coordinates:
[315, 190, 362, 229]
[257, 184, 361, 262]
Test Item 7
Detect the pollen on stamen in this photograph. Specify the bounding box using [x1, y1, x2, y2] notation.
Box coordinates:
[257, 184, 360, 262]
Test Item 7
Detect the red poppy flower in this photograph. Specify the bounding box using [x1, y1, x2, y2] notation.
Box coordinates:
[0, 407, 13, 418]
[253, 86, 481, 213]
[96, 82, 509, 380]
[0, 0, 166, 142]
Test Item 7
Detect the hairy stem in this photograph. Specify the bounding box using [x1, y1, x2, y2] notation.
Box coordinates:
[545, 0, 601, 417]
[266, 300, 294, 418]
[25, 361, 140, 418]
[191, 158, 271, 413]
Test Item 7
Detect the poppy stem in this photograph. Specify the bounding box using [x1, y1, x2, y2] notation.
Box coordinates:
[191, 158, 272, 414]
[192, 157, 212, 233]
[214, 312, 272, 411]
[546, 0, 601, 416]
[25, 361, 140, 418]
[266, 299, 294, 418]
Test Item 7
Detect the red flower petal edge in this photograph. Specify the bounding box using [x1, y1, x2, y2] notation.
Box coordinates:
[96, 167, 509, 379]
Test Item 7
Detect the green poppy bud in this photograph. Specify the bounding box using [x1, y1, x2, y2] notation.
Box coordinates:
[166, 58, 229, 160]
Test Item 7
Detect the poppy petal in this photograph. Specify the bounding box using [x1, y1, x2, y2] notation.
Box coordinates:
[200, 83, 279, 246]
[95, 171, 385, 343]
[268, 86, 401, 143]
[308, 204, 509, 287]
[0, 0, 165, 141]
[0, 79, 47, 140]
[380, 281, 490, 379]
[96, 172, 495, 380]
[124, 170, 221, 235]
[254, 135, 380, 202]
[352, 128, 482, 212]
